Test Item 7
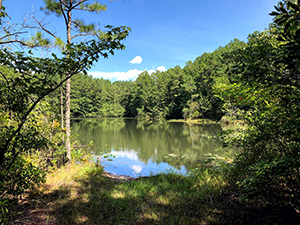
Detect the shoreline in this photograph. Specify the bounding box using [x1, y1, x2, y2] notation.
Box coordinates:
[101, 170, 135, 181]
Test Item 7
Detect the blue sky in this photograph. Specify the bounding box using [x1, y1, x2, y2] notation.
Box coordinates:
[3, 0, 279, 81]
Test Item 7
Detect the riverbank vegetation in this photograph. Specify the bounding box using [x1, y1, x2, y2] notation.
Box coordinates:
[1, 0, 300, 224]
[13, 162, 227, 224]
[8, 162, 300, 224]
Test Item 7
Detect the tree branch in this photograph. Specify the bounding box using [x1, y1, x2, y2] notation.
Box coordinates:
[27, 14, 58, 39]
[0, 70, 10, 89]
[0, 31, 28, 40]
[59, 0, 69, 29]
[0, 40, 37, 47]
[59, 0, 68, 8]
[71, 32, 95, 39]
[71, 0, 88, 11]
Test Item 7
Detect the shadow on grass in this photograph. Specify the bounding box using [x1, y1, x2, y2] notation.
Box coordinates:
[32, 168, 300, 225]
[212, 186, 300, 225]
[36, 170, 219, 224]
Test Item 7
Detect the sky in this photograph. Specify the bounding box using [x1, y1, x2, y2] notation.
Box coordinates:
[3, 0, 280, 82]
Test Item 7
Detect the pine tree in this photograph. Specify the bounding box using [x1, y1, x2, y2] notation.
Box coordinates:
[37, 0, 128, 162]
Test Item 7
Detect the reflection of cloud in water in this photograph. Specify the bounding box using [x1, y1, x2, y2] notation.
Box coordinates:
[111, 149, 139, 161]
[131, 165, 143, 174]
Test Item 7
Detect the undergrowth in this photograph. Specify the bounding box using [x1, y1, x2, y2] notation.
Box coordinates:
[10, 161, 300, 224]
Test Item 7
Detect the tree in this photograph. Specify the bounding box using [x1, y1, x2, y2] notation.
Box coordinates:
[30, 0, 129, 162]
[214, 1, 300, 205]
[0, 27, 129, 221]
[0, 0, 129, 210]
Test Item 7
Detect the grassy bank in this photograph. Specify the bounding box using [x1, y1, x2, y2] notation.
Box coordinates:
[10, 162, 300, 225]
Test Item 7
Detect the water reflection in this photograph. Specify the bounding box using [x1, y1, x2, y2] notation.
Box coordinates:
[72, 118, 232, 177]
[99, 148, 187, 177]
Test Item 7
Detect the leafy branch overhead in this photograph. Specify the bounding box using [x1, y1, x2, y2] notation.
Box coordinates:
[0, 0, 119, 50]
[0, 24, 129, 167]
[269, 0, 300, 85]
[0, 1, 129, 214]
[270, 1, 300, 45]
[31, 0, 131, 164]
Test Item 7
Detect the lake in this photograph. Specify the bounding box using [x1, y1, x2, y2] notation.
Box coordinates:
[71, 118, 231, 178]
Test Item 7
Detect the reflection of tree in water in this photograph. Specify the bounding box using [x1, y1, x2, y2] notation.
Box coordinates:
[162, 124, 225, 170]
[72, 118, 232, 169]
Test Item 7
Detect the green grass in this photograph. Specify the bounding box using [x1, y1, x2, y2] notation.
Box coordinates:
[14, 162, 299, 224]
[23, 162, 226, 225]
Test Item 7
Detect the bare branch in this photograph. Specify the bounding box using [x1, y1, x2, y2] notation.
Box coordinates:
[0, 40, 37, 47]
[25, 13, 57, 38]
[71, 32, 95, 39]
[0, 31, 28, 41]
[73, 8, 89, 11]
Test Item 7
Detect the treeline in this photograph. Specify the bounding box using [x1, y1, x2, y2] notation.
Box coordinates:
[49, 39, 246, 121]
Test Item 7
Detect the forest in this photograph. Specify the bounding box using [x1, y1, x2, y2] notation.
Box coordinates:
[61, 39, 242, 121]
[1, 0, 300, 224]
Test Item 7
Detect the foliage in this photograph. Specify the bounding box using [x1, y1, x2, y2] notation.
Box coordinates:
[214, 1, 300, 208]
[0, 24, 129, 164]
[0, 3, 129, 219]
[16, 162, 227, 225]
[70, 74, 127, 117]
[33, 0, 131, 163]
[71, 140, 94, 163]
[66, 39, 246, 121]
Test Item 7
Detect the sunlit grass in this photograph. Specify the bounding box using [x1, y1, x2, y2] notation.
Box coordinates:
[23, 161, 298, 224]
[43, 162, 101, 190]
[28, 163, 228, 224]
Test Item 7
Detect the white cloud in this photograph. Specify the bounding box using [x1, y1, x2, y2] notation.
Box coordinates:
[111, 149, 139, 161]
[156, 66, 166, 72]
[147, 66, 166, 75]
[131, 165, 143, 174]
[89, 69, 142, 81]
[129, 56, 143, 64]
[89, 66, 167, 81]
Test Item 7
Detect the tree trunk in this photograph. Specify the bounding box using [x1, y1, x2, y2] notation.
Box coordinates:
[65, 6, 72, 163]
[60, 75, 64, 130]
[65, 76, 71, 162]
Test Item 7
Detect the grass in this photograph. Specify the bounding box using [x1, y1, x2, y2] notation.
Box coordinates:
[17, 162, 226, 225]
[12, 162, 300, 225]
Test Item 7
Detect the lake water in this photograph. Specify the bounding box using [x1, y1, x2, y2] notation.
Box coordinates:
[71, 118, 231, 178]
